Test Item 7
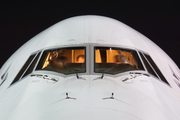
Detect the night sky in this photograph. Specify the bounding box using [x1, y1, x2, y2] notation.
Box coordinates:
[0, 1, 180, 68]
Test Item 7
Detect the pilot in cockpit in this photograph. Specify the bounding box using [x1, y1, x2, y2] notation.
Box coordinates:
[44, 56, 67, 72]
[76, 55, 85, 63]
[114, 51, 127, 64]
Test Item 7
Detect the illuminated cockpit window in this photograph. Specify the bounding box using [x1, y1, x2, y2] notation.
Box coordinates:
[36, 47, 85, 74]
[95, 47, 144, 74]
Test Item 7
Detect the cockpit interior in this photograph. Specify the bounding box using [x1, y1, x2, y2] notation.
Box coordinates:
[36, 47, 85, 74]
[35, 46, 144, 75]
[9, 45, 170, 86]
[94, 47, 144, 74]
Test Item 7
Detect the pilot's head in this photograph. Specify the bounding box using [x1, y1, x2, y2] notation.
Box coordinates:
[114, 55, 121, 63]
[76, 55, 85, 63]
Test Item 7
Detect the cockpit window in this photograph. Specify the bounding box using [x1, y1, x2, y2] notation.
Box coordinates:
[10, 53, 37, 86]
[36, 47, 85, 74]
[94, 47, 144, 74]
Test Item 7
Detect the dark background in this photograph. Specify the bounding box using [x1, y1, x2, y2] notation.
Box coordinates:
[0, 0, 180, 68]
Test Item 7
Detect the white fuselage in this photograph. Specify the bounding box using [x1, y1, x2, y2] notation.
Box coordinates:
[0, 15, 180, 120]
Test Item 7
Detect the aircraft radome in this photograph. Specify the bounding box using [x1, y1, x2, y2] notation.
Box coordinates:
[0, 15, 180, 120]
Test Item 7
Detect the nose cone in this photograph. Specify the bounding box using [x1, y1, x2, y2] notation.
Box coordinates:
[10, 75, 168, 120]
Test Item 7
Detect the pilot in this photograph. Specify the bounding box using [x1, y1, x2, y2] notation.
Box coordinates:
[76, 55, 85, 63]
[114, 53, 127, 64]
[114, 55, 121, 63]
[44, 56, 67, 72]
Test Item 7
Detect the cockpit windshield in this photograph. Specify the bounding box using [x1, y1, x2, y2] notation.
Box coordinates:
[36, 47, 85, 74]
[95, 47, 144, 74]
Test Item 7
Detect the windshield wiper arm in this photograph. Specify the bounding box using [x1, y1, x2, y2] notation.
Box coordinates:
[93, 73, 104, 80]
[62, 64, 86, 80]
[76, 73, 86, 80]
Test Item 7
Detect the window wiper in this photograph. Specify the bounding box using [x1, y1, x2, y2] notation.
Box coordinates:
[63, 64, 86, 80]
[93, 73, 104, 80]
[76, 73, 86, 80]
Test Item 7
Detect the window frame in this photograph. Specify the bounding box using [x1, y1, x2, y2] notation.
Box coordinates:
[10, 52, 40, 86]
[143, 53, 170, 86]
[93, 46, 145, 75]
[35, 46, 87, 75]
[21, 52, 41, 78]
[139, 52, 159, 78]
[139, 51, 170, 86]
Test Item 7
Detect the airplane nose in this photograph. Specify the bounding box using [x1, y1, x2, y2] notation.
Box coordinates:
[10, 76, 168, 120]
